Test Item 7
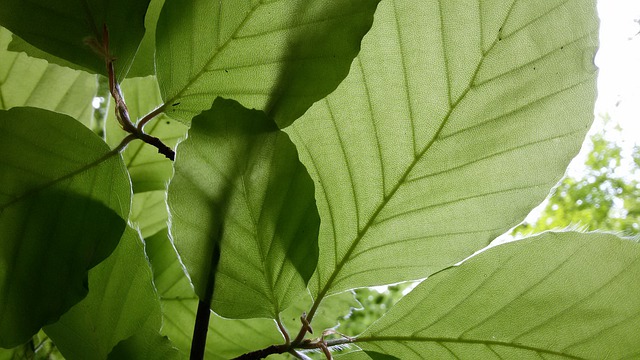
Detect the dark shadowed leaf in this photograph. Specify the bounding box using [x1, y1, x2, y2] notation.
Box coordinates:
[0, 107, 130, 348]
[0, 0, 151, 79]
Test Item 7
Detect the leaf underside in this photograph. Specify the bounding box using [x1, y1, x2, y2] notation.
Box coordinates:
[289, 0, 598, 297]
[350, 232, 640, 360]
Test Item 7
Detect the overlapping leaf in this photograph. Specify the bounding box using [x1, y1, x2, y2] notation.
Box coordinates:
[0, 27, 96, 127]
[289, 0, 599, 298]
[0, 0, 150, 79]
[145, 230, 283, 359]
[106, 76, 187, 192]
[155, 0, 380, 127]
[0, 107, 130, 347]
[44, 228, 177, 360]
[168, 98, 319, 319]
[146, 229, 359, 358]
[347, 232, 640, 359]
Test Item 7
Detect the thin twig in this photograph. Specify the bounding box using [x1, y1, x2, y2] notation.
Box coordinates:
[137, 104, 167, 131]
[276, 316, 291, 345]
[97, 25, 174, 159]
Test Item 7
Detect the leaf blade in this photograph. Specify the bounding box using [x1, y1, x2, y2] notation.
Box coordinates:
[289, 0, 599, 297]
[0, 0, 151, 79]
[350, 232, 640, 359]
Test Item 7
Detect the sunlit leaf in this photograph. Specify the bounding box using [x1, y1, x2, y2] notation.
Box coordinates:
[348, 232, 640, 359]
[168, 97, 319, 319]
[155, 0, 380, 127]
[130, 191, 169, 239]
[106, 75, 187, 192]
[0, 107, 130, 348]
[289, 0, 598, 298]
[0, 0, 150, 79]
[44, 228, 173, 359]
[0, 27, 96, 127]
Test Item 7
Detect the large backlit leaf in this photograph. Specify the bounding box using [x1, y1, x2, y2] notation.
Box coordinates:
[168, 98, 319, 319]
[289, 0, 598, 298]
[349, 232, 640, 359]
[0, 0, 150, 79]
[0, 107, 130, 348]
[155, 0, 380, 127]
[44, 228, 174, 360]
[106, 76, 187, 192]
[0, 27, 96, 127]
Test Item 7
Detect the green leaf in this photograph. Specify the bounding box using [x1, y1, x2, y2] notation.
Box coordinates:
[145, 230, 284, 359]
[155, 0, 380, 127]
[350, 232, 640, 359]
[131, 190, 169, 239]
[288, 0, 598, 297]
[0, 0, 151, 79]
[0, 107, 130, 348]
[106, 75, 187, 193]
[0, 28, 97, 127]
[43, 228, 171, 359]
[168, 97, 319, 319]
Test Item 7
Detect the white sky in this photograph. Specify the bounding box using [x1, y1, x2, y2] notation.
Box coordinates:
[594, 0, 640, 144]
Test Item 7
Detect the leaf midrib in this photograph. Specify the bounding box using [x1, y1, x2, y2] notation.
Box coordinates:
[354, 336, 586, 360]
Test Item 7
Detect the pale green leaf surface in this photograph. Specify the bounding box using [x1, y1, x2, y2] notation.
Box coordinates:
[145, 230, 284, 359]
[289, 0, 598, 297]
[44, 228, 166, 360]
[131, 190, 169, 238]
[0, 0, 150, 79]
[0, 28, 96, 127]
[0, 107, 130, 347]
[155, 0, 380, 127]
[106, 76, 187, 192]
[168, 98, 320, 319]
[348, 232, 640, 359]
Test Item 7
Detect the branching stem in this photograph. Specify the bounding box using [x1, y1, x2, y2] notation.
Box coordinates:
[97, 24, 174, 160]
